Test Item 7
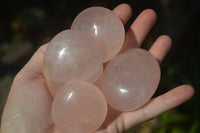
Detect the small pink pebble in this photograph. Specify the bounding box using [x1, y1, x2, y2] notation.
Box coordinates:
[52, 80, 107, 133]
[100, 48, 161, 111]
[71, 7, 125, 63]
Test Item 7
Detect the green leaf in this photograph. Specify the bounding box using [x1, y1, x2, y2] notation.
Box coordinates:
[189, 121, 199, 133]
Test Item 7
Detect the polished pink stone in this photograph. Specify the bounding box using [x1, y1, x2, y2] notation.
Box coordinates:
[43, 30, 103, 96]
[71, 7, 125, 63]
[52, 80, 107, 133]
[100, 48, 161, 111]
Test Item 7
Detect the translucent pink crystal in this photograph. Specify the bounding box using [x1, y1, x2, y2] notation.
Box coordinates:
[52, 80, 107, 133]
[71, 7, 125, 63]
[100, 48, 161, 111]
[43, 30, 103, 96]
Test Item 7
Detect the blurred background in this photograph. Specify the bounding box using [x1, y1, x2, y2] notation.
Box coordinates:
[0, 0, 199, 132]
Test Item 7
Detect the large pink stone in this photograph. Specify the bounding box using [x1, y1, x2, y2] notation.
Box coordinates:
[52, 80, 107, 133]
[71, 7, 125, 63]
[100, 48, 161, 111]
[43, 30, 103, 96]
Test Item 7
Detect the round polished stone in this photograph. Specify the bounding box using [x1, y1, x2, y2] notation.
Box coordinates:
[52, 80, 108, 133]
[71, 7, 125, 63]
[43, 30, 103, 96]
[100, 48, 161, 111]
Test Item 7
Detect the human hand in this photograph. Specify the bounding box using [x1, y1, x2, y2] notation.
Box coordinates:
[0, 4, 194, 133]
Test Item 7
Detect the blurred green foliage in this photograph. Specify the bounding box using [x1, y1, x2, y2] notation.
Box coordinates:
[0, 0, 199, 132]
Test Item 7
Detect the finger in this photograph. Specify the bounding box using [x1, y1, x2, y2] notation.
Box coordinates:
[121, 9, 157, 51]
[112, 3, 132, 25]
[25, 44, 48, 75]
[149, 35, 172, 63]
[122, 85, 195, 130]
[16, 44, 48, 81]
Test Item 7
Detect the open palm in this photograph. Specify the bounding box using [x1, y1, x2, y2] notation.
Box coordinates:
[1, 4, 194, 133]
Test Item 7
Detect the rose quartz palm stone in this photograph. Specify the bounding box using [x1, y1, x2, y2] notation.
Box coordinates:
[52, 80, 107, 133]
[71, 7, 125, 63]
[43, 30, 103, 96]
[100, 48, 161, 111]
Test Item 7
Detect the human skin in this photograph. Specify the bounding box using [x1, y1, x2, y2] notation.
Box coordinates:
[0, 3, 194, 133]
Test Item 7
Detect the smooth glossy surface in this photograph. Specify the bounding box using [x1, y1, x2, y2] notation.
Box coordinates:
[100, 48, 161, 111]
[71, 7, 125, 63]
[52, 80, 107, 133]
[44, 30, 103, 96]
